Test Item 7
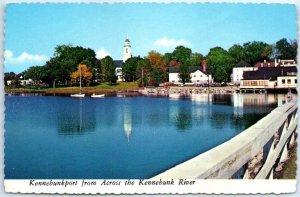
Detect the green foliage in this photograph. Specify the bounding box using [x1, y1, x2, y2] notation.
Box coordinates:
[243, 41, 270, 65]
[148, 68, 167, 87]
[171, 45, 192, 64]
[122, 56, 143, 82]
[100, 56, 117, 85]
[275, 38, 297, 60]
[206, 47, 234, 82]
[178, 62, 191, 84]
[228, 44, 245, 64]
[136, 59, 151, 87]
[23, 66, 45, 83]
[190, 53, 203, 67]
[39, 44, 97, 87]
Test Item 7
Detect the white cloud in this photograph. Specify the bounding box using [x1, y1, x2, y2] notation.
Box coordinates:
[4, 50, 48, 65]
[154, 37, 190, 48]
[96, 48, 110, 59]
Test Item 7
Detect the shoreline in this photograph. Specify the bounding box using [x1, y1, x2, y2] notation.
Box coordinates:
[5, 85, 296, 97]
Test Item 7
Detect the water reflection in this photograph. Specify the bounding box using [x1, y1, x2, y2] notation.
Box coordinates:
[123, 106, 132, 142]
[5, 95, 285, 179]
[175, 109, 192, 131]
[57, 98, 96, 135]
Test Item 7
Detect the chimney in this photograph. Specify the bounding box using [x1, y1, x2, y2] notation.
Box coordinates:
[202, 60, 207, 72]
[264, 59, 266, 63]
[275, 59, 278, 67]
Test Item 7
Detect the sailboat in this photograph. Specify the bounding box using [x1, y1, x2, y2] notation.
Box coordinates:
[71, 66, 85, 98]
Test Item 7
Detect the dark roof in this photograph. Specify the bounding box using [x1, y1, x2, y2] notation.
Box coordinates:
[113, 60, 123, 68]
[125, 38, 130, 42]
[243, 66, 297, 81]
[254, 61, 276, 68]
[168, 66, 210, 74]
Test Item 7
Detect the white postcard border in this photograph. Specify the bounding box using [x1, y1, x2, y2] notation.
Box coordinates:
[0, 0, 299, 196]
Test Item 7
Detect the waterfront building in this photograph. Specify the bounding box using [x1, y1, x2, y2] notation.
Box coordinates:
[168, 63, 212, 85]
[231, 66, 257, 85]
[240, 66, 297, 90]
[232, 59, 297, 85]
[113, 36, 132, 81]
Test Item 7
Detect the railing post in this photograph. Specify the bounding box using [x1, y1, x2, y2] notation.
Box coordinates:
[279, 142, 289, 163]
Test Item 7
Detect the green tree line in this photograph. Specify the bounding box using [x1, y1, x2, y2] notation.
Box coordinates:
[4, 38, 297, 88]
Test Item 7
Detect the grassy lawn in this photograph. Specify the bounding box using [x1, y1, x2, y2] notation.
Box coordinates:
[6, 82, 139, 92]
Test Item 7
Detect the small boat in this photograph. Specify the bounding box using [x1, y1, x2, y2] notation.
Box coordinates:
[71, 93, 85, 98]
[91, 93, 105, 98]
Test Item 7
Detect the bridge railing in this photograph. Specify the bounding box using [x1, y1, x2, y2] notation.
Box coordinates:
[152, 100, 297, 179]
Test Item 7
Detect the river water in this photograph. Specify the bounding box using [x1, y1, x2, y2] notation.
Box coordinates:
[4, 93, 288, 179]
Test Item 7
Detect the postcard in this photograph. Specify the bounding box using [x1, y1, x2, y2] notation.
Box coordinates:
[1, 0, 298, 194]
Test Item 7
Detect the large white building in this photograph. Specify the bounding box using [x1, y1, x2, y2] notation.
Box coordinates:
[232, 67, 257, 84]
[169, 66, 212, 85]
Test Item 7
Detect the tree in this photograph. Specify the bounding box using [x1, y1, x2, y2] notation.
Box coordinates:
[70, 64, 93, 86]
[168, 60, 181, 67]
[136, 59, 151, 87]
[206, 47, 234, 82]
[100, 56, 117, 85]
[4, 72, 17, 86]
[147, 51, 166, 72]
[23, 66, 44, 85]
[228, 44, 245, 64]
[122, 56, 142, 82]
[275, 38, 297, 60]
[178, 62, 191, 85]
[148, 68, 167, 87]
[243, 41, 270, 65]
[190, 52, 204, 67]
[40, 44, 97, 87]
[171, 45, 192, 64]
[163, 53, 172, 65]
[54, 45, 97, 69]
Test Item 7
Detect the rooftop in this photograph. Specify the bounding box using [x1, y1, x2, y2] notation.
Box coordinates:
[243, 66, 297, 81]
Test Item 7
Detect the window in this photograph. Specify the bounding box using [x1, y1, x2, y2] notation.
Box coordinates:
[295, 79, 297, 84]
[282, 79, 285, 84]
[287, 79, 291, 84]
[194, 75, 196, 77]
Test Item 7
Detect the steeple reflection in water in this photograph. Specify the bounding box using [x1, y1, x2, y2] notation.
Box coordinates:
[123, 106, 132, 142]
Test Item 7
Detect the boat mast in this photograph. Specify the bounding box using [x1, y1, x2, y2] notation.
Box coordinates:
[79, 66, 82, 94]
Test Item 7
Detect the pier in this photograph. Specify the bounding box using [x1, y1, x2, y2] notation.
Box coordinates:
[140, 86, 238, 96]
[152, 100, 297, 179]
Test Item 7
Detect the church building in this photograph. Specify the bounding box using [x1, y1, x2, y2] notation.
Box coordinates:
[114, 36, 132, 81]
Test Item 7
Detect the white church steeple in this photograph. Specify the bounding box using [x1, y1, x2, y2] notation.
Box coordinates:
[123, 36, 132, 63]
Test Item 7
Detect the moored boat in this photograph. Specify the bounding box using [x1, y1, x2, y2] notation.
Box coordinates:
[71, 93, 85, 98]
[91, 93, 105, 98]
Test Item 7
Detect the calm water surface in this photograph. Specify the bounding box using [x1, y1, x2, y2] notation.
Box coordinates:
[5, 94, 282, 179]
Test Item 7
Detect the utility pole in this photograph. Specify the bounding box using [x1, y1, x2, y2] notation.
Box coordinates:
[142, 66, 144, 88]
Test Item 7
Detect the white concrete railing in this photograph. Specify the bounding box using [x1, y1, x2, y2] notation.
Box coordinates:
[152, 100, 297, 179]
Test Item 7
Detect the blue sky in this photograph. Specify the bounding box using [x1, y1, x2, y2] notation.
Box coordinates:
[4, 3, 297, 73]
